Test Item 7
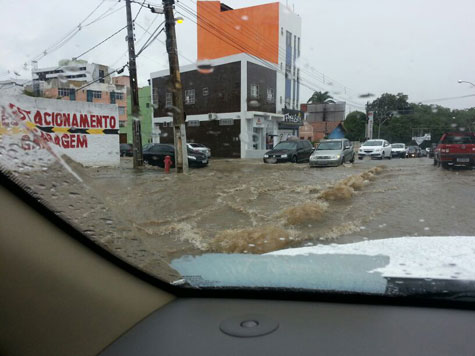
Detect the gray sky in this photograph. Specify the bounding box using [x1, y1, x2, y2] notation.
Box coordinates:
[1, 0, 475, 110]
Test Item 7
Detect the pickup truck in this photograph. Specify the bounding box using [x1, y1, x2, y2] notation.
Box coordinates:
[434, 132, 475, 168]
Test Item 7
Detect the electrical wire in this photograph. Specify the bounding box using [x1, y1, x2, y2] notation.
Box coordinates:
[31, 0, 108, 62]
[133, 0, 147, 21]
[180, 0, 359, 103]
[176, 2, 365, 108]
[74, 25, 128, 60]
[418, 94, 475, 103]
[175, 3, 365, 109]
[135, 21, 165, 57]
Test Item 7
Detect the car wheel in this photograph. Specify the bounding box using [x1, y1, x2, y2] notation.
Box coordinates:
[358, 156, 363, 160]
[291, 155, 297, 163]
[350, 154, 355, 163]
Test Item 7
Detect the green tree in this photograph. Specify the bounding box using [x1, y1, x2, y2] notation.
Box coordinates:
[367, 93, 411, 138]
[344, 111, 366, 141]
[307, 91, 335, 104]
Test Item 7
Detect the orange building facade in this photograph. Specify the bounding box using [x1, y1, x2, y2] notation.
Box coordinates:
[197, 1, 280, 64]
[197, 1, 302, 112]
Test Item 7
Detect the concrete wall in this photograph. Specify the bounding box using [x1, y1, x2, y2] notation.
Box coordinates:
[0, 95, 120, 169]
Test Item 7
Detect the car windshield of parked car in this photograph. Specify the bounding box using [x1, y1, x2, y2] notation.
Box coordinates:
[362, 140, 383, 147]
[273, 141, 297, 150]
[2, 0, 475, 301]
[317, 141, 342, 150]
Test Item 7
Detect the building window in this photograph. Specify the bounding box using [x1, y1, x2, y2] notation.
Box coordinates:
[146, 103, 150, 108]
[297, 37, 301, 57]
[267, 88, 275, 103]
[114, 92, 124, 100]
[286, 30, 292, 47]
[185, 89, 195, 104]
[86, 90, 101, 102]
[281, 27, 284, 36]
[250, 84, 259, 99]
[152, 91, 159, 108]
[219, 119, 233, 126]
[165, 92, 172, 108]
[119, 121, 126, 127]
[58, 88, 70, 97]
[118, 106, 126, 115]
[202, 87, 209, 96]
[280, 96, 283, 104]
[99, 69, 105, 83]
[188, 120, 200, 127]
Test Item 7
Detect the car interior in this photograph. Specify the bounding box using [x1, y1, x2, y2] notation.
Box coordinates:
[2, 171, 475, 356]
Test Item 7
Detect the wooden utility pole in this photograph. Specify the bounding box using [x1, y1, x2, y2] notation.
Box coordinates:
[163, 0, 188, 173]
[125, 0, 143, 168]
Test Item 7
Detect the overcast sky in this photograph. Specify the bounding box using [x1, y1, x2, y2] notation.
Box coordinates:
[1, 0, 475, 110]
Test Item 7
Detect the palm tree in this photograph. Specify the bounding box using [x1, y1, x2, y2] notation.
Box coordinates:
[307, 91, 335, 104]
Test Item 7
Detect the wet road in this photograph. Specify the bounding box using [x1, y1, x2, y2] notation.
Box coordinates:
[12, 155, 475, 281]
[85, 156, 475, 255]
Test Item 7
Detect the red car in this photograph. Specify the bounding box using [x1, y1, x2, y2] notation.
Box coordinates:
[434, 132, 475, 168]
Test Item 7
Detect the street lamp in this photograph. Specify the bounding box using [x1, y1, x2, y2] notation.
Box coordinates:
[458, 79, 475, 87]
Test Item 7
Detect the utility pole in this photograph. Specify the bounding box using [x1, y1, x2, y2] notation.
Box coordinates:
[125, 0, 143, 168]
[323, 103, 327, 137]
[163, 0, 188, 173]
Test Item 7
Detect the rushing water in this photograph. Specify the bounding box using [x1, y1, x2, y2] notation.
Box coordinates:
[9, 155, 475, 281]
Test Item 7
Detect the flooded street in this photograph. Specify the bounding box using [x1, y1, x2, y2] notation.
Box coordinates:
[11, 155, 475, 281]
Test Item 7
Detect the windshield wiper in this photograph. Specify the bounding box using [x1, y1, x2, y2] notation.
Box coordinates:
[386, 277, 475, 302]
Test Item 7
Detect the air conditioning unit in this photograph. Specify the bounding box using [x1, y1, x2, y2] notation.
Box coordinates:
[208, 113, 218, 120]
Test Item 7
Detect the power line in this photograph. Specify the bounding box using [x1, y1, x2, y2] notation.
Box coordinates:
[181, 0, 359, 102]
[133, 0, 147, 21]
[74, 25, 128, 60]
[176, 3, 365, 109]
[418, 94, 475, 103]
[135, 21, 165, 57]
[31, 0, 108, 62]
[84, 4, 126, 26]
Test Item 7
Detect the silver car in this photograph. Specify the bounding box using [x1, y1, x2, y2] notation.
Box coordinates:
[187, 143, 211, 158]
[309, 139, 355, 167]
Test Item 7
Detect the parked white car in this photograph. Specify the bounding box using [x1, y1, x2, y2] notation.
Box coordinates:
[187, 143, 211, 158]
[391, 143, 406, 158]
[358, 139, 392, 160]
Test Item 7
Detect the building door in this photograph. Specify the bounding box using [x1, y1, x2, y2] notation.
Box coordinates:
[86, 90, 93, 102]
[119, 133, 127, 144]
[253, 127, 264, 150]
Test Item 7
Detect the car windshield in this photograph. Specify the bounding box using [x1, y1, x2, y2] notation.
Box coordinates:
[317, 141, 342, 150]
[273, 142, 297, 150]
[363, 140, 383, 146]
[2, 0, 475, 300]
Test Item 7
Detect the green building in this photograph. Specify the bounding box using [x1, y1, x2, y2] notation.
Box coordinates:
[119, 86, 153, 144]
